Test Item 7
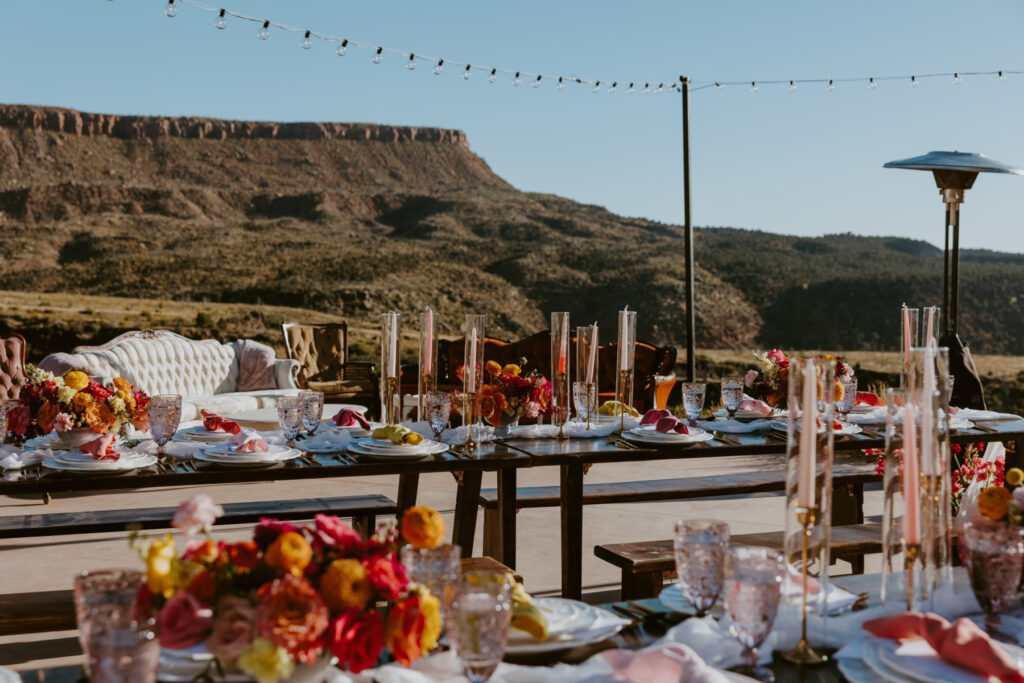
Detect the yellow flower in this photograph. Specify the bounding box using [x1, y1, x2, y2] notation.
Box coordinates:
[264, 531, 312, 576]
[834, 381, 846, 404]
[145, 534, 177, 598]
[107, 396, 126, 414]
[418, 588, 442, 653]
[401, 507, 446, 550]
[112, 377, 132, 394]
[237, 638, 295, 683]
[484, 360, 503, 376]
[320, 558, 372, 611]
[1007, 468, 1024, 488]
[978, 486, 1011, 521]
[501, 363, 522, 377]
[63, 371, 90, 391]
[72, 392, 94, 410]
[56, 385, 77, 405]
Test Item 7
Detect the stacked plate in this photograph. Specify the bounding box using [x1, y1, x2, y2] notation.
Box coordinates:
[839, 636, 1024, 683]
[770, 422, 863, 436]
[323, 422, 373, 438]
[173, 425, 236, 444]
[193, 442, 301, 467]
[347, 436, 448, 459]
[505, 598, 627, 655]
[621, 425, 715, 445]
[43, 448, 157, 473]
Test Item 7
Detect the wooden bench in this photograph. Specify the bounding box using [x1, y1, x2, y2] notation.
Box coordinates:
[0, 556, 515, 636]
[479, 467, 876, 560]
[0, 494, 397, 540]
[594, 522, 883, 599]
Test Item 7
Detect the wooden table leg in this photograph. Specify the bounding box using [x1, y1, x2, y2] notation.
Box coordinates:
[497, 468, 516, 568]
[452, 470, 483, 559]
[397, 473, 420, 515]
[560, 462, 584, 600]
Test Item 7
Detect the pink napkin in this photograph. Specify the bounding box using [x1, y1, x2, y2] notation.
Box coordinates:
[200, 409, 241, 434]
[332, 408, 370, 430]
[603, 643, 727, 683]
[655, 416, 689, 434]
[80, 434, 119, 461]
[738, 396, 773, 416]
[641, 409, 672, 425]
[863, 613, 1024, 683]
[856, 391, 884, 406]
[229, 430, 269, 453]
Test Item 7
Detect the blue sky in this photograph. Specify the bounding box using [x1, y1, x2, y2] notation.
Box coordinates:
[3, 1, 1024, 250]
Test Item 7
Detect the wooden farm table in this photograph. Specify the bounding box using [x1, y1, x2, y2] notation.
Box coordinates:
[0, 444, 532, 560]
[501, 416, 1024, 599]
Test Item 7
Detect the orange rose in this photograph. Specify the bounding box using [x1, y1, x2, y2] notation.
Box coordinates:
[84, 402, 116, 433]
[401, 507, 445, 550]
[978, 486, 1011, 521]
[72, 392, 94, 411]
[257, 574, 329, 664]
[320, 558, 372, 611]
[264, 531, 312, 576]
[501, 363, 521, 376]
[36, 400, 59, 433]
[112, 377, 132, 394]
[63, 371, 90, 391]
[477, 385, 506, 425]
[484, 360, 503, 377]
[385, 595, 427, 667]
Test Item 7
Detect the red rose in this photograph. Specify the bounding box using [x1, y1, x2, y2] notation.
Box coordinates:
[7, 404, 29, 436]
[364, 555, 408, 601]
[187, 570, 215, 603]
[159, 591, 213, 650]
[313, 514, 364, 552]
[328, 608, 385, 673]
[224, 541, 261, 570]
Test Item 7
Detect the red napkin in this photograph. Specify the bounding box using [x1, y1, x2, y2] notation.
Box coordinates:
[641, 409, 672, 425]
[856, 391, 884, 406]
[200, 409, 241, 434]
[603, 643, 723, 683]
[80, 434, 119, 461]
[332, 408, 370, 430]
[655, 416, 690, 435]
[863, 613, 1024, 683]
[738, 396, 773, 416]
[229, 430, 269, 453]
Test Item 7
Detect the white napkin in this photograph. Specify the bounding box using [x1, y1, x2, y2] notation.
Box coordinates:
[402, 421, 494, 446]
[0, 445, 51, 469]
[696, 418, 775, 433]
[129, 440, 204, 459]
[297, 429, 353, 452]
[508, 422, 617, 439]
[956, 408, 1020, 422]
[845, 407, 889, 425]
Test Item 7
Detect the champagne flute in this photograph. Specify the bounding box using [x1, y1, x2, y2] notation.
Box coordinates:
[148, 395, 182, 455]
[298, 390, 324, 436]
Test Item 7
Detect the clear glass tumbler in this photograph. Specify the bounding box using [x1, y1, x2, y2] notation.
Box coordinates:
[449, 572, 512, 683]
[673, 519, 729, 617]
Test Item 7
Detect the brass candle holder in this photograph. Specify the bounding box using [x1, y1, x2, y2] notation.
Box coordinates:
[462, 392, 478, 452]
[585, 382, 595, 430]
[417, 371, 434, 423]
[384, 376, 398, 425]
[617, 369, 633, 432]
[905, 543, 921, 612]
[556, 371, 569, 440]
[780, 505, 827, 667]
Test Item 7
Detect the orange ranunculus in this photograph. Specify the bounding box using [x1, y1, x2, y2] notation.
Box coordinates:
[385, 595, 427, 667]
[501, 363, 521, 377]
[72, 391, 94, 411]
[36, 400, 59, 433]
[477, 385, 506, 425]
[225, 541, 261, 570]
[123, 393, 137, 412]
[400, 506, 445, 550]
[484, 360, 503, 377]
[264, 531, 312, 576]
[183, 539, 219, 564]
[84, 401, 116, 433]
[63, 371, 90, 391]
[257, 574, 329, 664]
[833, 380, 846, 405]
[112, 377, 132, 394]
[320, 558, 373, 611]
[978, 486, 1012, 521]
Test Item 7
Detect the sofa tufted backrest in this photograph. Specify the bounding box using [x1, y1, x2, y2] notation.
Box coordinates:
[282, 322, 348, 387]
[72, 330, 240, 399]
[0, 333, 27, 400]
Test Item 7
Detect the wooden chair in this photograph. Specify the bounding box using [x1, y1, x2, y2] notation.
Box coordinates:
[282, 323, 377, 411]
[0, 332, 27, 400]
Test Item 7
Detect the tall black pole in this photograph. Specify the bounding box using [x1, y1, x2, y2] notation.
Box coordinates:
[681, 75, 696, 382]
[951, 206, 961, 335]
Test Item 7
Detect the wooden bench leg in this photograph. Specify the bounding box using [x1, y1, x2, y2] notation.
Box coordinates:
[497, 468, 516, 568]
[560, 463, 585, 600]
[453, 470, 483, 559]
[352, 514, 376, 539]
[622, 570, 662, 600]
[832, 482, 864, 526]
[483, 507, 500, 560]
[397, 473, 420, 516]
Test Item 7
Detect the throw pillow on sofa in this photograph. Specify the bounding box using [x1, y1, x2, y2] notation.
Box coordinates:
[236, 339, 278, 392]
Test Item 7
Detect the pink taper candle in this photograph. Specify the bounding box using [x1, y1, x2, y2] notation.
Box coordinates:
[423, 307, 434, 375]
[797, 359, 817, 509]
[902, 304, 911, 367]
[902, 403, 921, 545]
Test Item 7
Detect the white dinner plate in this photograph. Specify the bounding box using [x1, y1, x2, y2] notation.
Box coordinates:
[838, 656, 893, 683]
[23, 434, 73, 451]
[43, 455, 157, 473]
[324, 424, 372, 438]
[52, 451, 150, 469]
[503, 606, 625, 655]
[622, 428, 715, 445]
[193, 449, 302, 466]
[873, 636, 1021, 683]
[770, 421, 863, 436]
[355, 437, 446, 454]
[507, 598, 598, 645]
[204, 443, 294, 458]
[160, 644, 255, 683]
[173, 426, 235, 442]
[347, 441, 448, 459]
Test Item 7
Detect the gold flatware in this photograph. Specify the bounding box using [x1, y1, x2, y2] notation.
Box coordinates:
[974, 423, 998, 433]
[713, 431, 741, 446]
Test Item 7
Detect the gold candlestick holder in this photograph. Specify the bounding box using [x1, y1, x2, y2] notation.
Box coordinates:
[462, 392, 478, 452]
[384, 376, 398, 425]
[780, 505, 827, 667]
[585, 382, 595, 430]
[905, 543, 921, 612]
[556, 371, 569, 440]
[617, 369, 632, 432]
[417, 372, 434, 422]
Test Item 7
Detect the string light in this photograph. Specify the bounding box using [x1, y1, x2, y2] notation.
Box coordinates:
[592, 80, 601, 93]
[300, 30, 311, 50]
[641, 83, 650, 94]
[999, 70, 1006, 81]
[608, 81, 617, 93]
[532, 75, 542, 88]
[656, 83, 664, 93]
[463, 65, 472, 80]
[953, 72, 961, 84]
[406, 53, 416, 70]
[788, 80, 796, 91]
[513, 71, 521, 86]
[336, 39, 347, 57]
[750, 81, 758, 93]
[557, 76, 565, 90]
[627, 82, 635, 93]
[433, 59, 444, 75]
[256, 19, 269, 40]
[165, 0, 177, 17]
[488, 68, 497, 83]
[715, 82, 724, 89]
[214, 8, 226, 29]
[827, 79, 834, 91]
[869, 77, 876, 89]
[911, 75, 918, 87]
[372, 47, 383, 64]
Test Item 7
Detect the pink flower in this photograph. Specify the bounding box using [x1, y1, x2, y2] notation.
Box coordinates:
[312, 514, 363, 552]
[172, 494, 224, 537]
[744, 370, 758, 388]
[54, 412, 73, 433]
[159, 590, 213, 650]
[364, 555, 408, 601]
[205, 595, 257, 663]
[524, 401, 541, 419]
[6, 404, 29, 435]
[765, 349, 787, 364]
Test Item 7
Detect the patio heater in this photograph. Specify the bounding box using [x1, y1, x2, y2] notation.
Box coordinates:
[884, 151, 1024, 409]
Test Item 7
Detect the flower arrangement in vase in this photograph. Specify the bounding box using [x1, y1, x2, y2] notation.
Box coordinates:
[745, 350, 852, 410]
[5, 364, 150, 445]
[132, 495, 445, 680]
[456, 360, 552, 429]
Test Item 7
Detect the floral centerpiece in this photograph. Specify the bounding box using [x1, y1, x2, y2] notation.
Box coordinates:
[5, 364, 150, 444]
[745, 349, 852, 410]
[872, 442, 1001, 514]
[132, 495, 445, 681]
[455, 360, 552, 426]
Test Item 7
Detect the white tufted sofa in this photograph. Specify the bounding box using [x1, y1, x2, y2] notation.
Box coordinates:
[42, 330, 300, 422]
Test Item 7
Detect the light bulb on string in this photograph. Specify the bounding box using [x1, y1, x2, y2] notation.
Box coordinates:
[953, 72, 961, 85]
[488, 68, 497, 83]
[592, 81, 601, 93]
[532, 75, 542, 88]
[656, 83, 664, 93]
[463, 65, 472, 80]
[715, 82, 724, 90]
[336, 39, 348, 57]
[300, 31, 312, 50]
[788, 80, 796, 91]
[406, 54, 416, 70]
[827, 79, 835, 91]
[257, 20, 269, 40]
[641, 83, 650, 94]
[750, 81, 758, 93]
[557, 77, 565, 90]
[869, 77, 876, 89]
[626, 82, 635, 94]
[433, 59, 444, 75]
[911, 75, 918, 87]
[999, 71, 1006, 81]
[513, 71, 521, 86]
[214, 9, 227, 29]
[164, 0, 177, 17]
[372, 47, 383, 64]
[608, 81, 617, 93]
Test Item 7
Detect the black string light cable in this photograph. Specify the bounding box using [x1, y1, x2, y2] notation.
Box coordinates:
[160, 0, 1020, 97]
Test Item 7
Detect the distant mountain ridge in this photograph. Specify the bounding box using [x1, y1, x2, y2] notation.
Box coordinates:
[0, 104, 1022, 355]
